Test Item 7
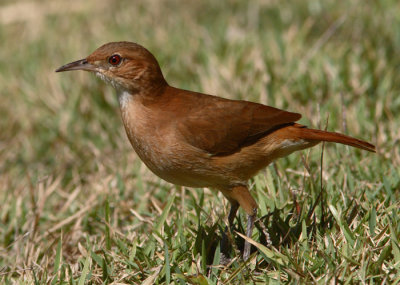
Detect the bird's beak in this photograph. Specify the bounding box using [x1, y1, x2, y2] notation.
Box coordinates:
[55, 59, 97, 72]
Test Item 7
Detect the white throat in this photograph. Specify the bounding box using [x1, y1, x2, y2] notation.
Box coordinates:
[95, 72, 132, 109]
[117, 90, 133, 109]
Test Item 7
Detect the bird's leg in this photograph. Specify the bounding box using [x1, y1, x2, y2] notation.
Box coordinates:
[220, 201, 239, 260]
[228, 201, 239, 228]
[223, 185, 258, 261]
[243, 210, 257, 261]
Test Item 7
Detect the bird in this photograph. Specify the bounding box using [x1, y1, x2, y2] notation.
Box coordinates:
[56, 41, 375, 261]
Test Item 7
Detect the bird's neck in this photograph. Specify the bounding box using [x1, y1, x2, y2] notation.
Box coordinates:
[116, 81, 167, 110]
[117, 87, 163, 159]
[117, 89, 134, 110]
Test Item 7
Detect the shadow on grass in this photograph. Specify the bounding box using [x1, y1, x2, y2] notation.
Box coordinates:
[193, 190, 364, 269]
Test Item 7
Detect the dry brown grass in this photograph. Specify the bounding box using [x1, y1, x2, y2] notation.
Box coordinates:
[1, 0, 399, 283]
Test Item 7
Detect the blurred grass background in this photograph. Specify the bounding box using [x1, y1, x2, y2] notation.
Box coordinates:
[0, 0, 399, 283]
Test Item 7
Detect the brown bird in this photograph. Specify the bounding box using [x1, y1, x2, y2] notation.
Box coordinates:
[56, 41, 375, 260]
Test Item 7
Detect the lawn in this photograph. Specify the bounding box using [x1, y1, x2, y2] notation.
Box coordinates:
[0, 0, 399, 283]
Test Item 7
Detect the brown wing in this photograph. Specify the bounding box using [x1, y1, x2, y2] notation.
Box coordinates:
[160, 87, 301, 155]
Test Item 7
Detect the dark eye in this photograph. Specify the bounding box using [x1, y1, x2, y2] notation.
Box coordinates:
[108, 54, 121, 66]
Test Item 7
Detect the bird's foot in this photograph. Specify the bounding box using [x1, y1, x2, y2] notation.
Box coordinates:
[243, 213, 256, 261]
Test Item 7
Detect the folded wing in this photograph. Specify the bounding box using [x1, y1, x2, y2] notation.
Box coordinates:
[170, 89, 302, 155]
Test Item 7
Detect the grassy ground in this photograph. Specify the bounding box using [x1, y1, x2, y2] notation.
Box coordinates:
[0, 0, 399, 283]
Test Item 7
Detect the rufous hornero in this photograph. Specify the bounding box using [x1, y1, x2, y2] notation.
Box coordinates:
[56, 42, 375, 261]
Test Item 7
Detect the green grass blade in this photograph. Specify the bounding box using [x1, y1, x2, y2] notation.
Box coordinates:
[78, 252, 91, 285]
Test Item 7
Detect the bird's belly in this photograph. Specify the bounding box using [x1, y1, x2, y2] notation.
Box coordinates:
[128, 133, 218, 188]
[138, 151, 218, 188]
[155, 171, 211, 188]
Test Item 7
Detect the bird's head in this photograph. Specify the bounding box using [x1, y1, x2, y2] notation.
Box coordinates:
[56, 41, 167, 94]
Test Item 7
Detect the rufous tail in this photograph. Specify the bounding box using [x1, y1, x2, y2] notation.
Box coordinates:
[299, 126, 376, 152]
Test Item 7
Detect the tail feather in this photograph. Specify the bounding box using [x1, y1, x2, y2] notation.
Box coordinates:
[299, 127, 376, 153]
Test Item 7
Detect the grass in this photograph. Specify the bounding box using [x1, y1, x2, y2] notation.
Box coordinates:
[0, 0, 399, 283]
